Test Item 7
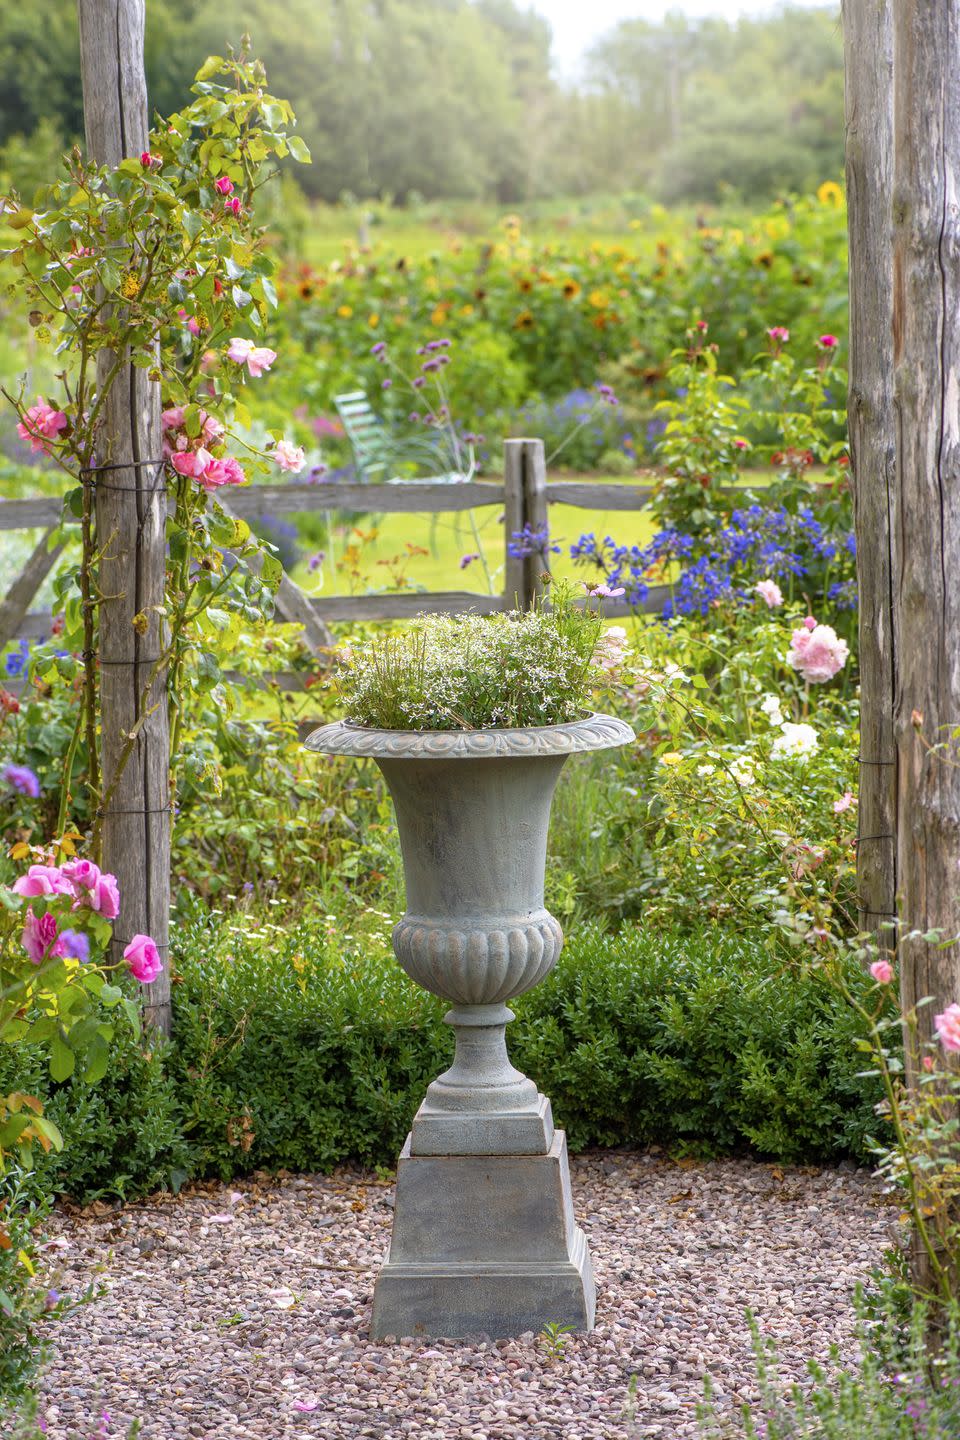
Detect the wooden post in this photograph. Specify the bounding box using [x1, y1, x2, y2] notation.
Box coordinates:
[842, 0, 898, 939]
[77, 0, 171, 1033]
[891, 0, 960, 1053]
[503, 438, 549, 611]
[0, 532, 63, 650]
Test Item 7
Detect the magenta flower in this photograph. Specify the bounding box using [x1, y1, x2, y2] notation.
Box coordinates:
[124, 934, 163, 984]
[3, 762, 41, 797]
[214, 176, 234, 196]
[12, 864, 72, 898]
[934, 1003, 960, 1052]
[786, 623, 849, 684]
[817, 334, 839, 350]
[767, 326, 790, 345]
[22, 909, 66, 964]
[869, 959, 895, 985]
[62, 858, 120, 919]
[16, 398, 68, 454]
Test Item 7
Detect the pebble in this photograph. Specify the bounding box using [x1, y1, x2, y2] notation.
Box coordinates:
[37, 1152, 890, 1439]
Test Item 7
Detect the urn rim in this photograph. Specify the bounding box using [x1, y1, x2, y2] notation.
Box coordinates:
[303, 711, 634, 759]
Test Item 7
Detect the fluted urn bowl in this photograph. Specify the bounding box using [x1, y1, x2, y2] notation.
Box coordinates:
[305, 712, 634, 1156]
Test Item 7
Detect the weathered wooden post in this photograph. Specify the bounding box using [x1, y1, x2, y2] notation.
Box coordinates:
[503, 438, 549, 610]
[842, 0, 898, 941]
[890, 0, 960, 1061]
[77, 0, 171, 1032]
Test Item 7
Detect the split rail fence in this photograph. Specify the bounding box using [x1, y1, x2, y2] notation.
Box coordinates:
[0, 438, 673, 694]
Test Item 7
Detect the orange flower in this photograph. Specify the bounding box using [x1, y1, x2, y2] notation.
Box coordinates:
[337, 304, 353, 318]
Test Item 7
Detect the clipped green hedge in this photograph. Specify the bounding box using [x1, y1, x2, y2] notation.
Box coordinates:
[1, 920, 885, 1203]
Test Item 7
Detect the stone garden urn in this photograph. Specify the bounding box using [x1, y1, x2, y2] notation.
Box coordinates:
[306, 711, 634, 1339]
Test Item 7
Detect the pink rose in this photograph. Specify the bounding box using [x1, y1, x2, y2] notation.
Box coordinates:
[754, 579, 783, 608]
[869, 959, 894, 985]
[833, 790, 855, 814]
[22, 909, 66, 965]
[934, 1003, 960, 1053]
[214, 176, 234, 196]
[17, 398, 68, 454]
[198, 456, 239, 490]
[225, 197, 242, 217]
[201, 412, 225, 443]
[222, 456, 246, 485]
[786, 623, 849, 684]
[274, 440, 306, 473]
[817, 334, 839, 350]
[227, 338, 277, 376]
[124, 934, 163, 985]
[62, 858, 120, 919]
[767, 326, 790, 345]
[12, 864, 74, 899]
[161, 406, 186, 431]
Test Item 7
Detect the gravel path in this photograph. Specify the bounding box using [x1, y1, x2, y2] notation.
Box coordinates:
[38, 1150, 892, 1440]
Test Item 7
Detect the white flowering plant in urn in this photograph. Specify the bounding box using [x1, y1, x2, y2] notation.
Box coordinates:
[306, 581, 633, 1340]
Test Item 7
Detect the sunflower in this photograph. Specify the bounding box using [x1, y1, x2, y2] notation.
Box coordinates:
[368, 313, 380, 328]
[337, 304, 353, 318]
[588, 289, 609, 309]
[817, 180, 844, 208]
[562, 278, 581, 299]
[298, 280, 316, 300]
[517, 277, 533, 293]
[514, 309, 535, 330]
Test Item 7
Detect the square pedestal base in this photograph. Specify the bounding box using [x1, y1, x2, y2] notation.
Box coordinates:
[371, 1130, 595, 1339]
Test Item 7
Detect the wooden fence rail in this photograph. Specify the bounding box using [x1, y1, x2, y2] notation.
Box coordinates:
[1, 438, 666, 690]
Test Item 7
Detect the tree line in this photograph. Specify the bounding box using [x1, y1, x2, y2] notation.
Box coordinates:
[0, 1, 843, 204]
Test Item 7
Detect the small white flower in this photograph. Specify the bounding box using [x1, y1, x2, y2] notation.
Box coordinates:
[728, 758, 755, 786]
[696, 763, 716, 777]
[771, 721, 819, 759]
[760, 694, 784, 728]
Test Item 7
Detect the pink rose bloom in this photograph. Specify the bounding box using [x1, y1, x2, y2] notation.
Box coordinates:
[62, 858, 120, 919]
[246, 346, 277, 378]
[201, 412, 225, 443]
[754, 579, 783, 608]
[817, 334, 839, 350]
[198, 457, 234, 490]
[225, 197, 242, 217]
[227, 338, 277, 376]
[833, 790, 855, 814]
[161, 406, 185, 431]
[222, 456, 246, 485]
[13, 864, 74, 899]
[214, 176, 234, 196]
[869, 959, 894, 985]
[124, 934, 163, 985]
[934, 1002, 960, 1053]
[767, 326, 790, 345]
[171, 447, 214, 480]
[22, 909, 66, 965]
[787, 623, 849, 683]
[17, 399, 68, 454]
[274, 440, 306, 474]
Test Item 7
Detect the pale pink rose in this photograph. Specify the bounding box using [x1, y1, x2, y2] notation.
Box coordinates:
[274, 440, 306, 473]
[124, 934, 163, 985]
[227, 337, 254, 364]
[934, 1003, 960, 1053]
[869, 959, 894, 985]
[833, 790, 856, 814]
[201, 412, 225, 443]
[923, 1054, 935, 1072]
[754, 579, 783, 608]
[17, 399, 68, 454]
[245, 346, 277, 378]
[22, 909, 66, 964]
[786, 623, 850, 684]
[802, 615, 817, 632]
[12, 864, 74, 899]
[161, 406, 186, 431]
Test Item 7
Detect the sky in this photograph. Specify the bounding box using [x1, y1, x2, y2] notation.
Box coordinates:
[531, 0, 835, 74]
